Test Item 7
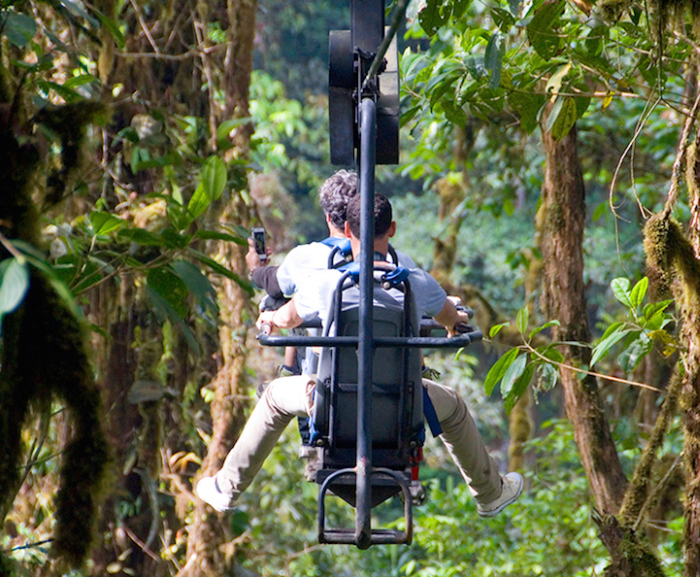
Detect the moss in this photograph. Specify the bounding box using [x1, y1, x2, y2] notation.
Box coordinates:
[597, 0, 633, 23]
[1, 102, 110, 569]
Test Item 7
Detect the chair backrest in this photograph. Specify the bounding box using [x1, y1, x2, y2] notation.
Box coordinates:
[311, 277, 424, 473]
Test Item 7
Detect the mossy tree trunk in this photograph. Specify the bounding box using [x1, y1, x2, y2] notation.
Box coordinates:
[178, 1, 258, 575]
[539, 119, 628, 513]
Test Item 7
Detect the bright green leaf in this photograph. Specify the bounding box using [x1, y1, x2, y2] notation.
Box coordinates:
[485, 31, 504, 90]
[500, 353, 528, 398]
[194, 230, 247, 245]
[484, 347, 519, 395]
[90, 211, 124, 236]
[617, 332, 652, 372]
[489, 321, 510, 338]
[590, 327, 631, 367]
[611, 277, 632, 308]
[504, 362, 534, 413]
[201, 155, 227, 201]
[528, 319, 560, 339]
[629, 277, 648, 310]
[516, 307, 529, 334]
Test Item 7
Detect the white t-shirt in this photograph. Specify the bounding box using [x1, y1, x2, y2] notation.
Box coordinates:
[276, 240, 416, 298]
[293, 266, 447, 329]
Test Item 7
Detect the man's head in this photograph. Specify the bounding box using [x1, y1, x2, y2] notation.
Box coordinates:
[346, 193, 395, 244]
[319, 170, 358, 231]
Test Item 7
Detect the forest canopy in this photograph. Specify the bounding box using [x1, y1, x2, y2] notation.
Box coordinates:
[1, 0, 700, 575]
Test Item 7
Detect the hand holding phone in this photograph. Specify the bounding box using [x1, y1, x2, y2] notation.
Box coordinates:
[251, 227, 267, 263]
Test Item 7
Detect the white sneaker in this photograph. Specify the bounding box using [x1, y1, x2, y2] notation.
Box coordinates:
[477, 472, 523, 517]
[195, 476, 235, 512]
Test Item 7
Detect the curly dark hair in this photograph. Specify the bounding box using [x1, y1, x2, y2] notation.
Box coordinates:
[319, 170, 358, 230]
[346, 193, 392, 238]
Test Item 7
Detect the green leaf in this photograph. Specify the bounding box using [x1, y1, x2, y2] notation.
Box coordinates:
[538, 345, 565, 364]
[201, 155, 227, 201]
[508, 91, 544, 134]
[146, 286, 200, 354]
[118, 228, 165, 247]
[516, 307, 529, 334]
[642, 299, 673, 321]
[187, 183, 210, 222]
[93, 9, 126, 49]
[528, 319, 560, 339]
[617, 332, 652, 373]
[160, 228, 191, 250]
[418, 0, 450, 37]
[611, 277, 632, 308]
[592, 201, 608, 221]
[546, 96, 577, 141]
[192, 252, 254, 295]
[90, 211, 124, 236]
[0, 257, 30, 317]
[2, 12, 37, 47]
[535, 362, 558, 393]
[194, 230, 247, 245]
[629, 277, 648, 310]
[485, 31, 504, 90]
[504, 362, 534, 413]
[590, 327, 631, 368]
[484, 347, 519, 395]
[171, 260, 217, 313]
[526, 1, 564, 60]
[147, 267, 189, 318]
[500, 353, 528, 398]
[489, 321, 510, 338]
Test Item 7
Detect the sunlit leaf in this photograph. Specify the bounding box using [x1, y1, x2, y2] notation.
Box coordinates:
[500, 353, 528, 398]
[90, 211, 124, 236]
[590, 327, 630, 367]
[516, 307, 529, 334]
[504, 362, 534, 413]
[611, 277, 632, 308]
[629, 277, 648, 310]
[484, 347, 519, 395]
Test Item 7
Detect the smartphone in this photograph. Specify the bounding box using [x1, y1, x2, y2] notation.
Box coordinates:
[251, 227, 267, 262]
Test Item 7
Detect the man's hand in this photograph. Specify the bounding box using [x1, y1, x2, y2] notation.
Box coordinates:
[256, 310, 276, 335]
[246, 238, 271, 273]
[433, 297, 470, 338]
[255, 300, 303, 332]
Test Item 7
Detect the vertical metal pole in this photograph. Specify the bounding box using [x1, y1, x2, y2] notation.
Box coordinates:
[356, 97, 376, 550]
[351, 0, 384, 53]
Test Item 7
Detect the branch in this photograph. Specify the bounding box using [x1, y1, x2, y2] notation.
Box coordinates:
[663, 88, 700, 218]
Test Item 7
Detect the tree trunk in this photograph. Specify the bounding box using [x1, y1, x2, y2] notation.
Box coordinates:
[539, 120, 628, 514]
[177, 1, 258, 575]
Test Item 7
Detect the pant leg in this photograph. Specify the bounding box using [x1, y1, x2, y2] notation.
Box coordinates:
[216, 375, 315, 500]
[423, 378, 502, 504]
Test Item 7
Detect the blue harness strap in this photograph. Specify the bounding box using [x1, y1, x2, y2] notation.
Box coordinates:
[320, 236, 352, 256]
[423, 386, 443, 437]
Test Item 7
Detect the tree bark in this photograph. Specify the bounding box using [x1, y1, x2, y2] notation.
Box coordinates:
[539, 120, 628, 514]
[177, 1, 258, 575]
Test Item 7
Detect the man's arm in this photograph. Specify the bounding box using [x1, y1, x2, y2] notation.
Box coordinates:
[432, 297, 471, 338]
[256, 298, 303, 331]
[246, 238, 285, 299]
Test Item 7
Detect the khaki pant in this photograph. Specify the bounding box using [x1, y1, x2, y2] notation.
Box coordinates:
[217, 377, 502, 505]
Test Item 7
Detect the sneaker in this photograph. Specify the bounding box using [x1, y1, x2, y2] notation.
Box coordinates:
[477, 472, 523, 517]
[195, 476, 235, 512]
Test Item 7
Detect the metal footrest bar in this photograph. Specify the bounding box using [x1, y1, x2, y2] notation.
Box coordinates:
[318, 467, 413, 547]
